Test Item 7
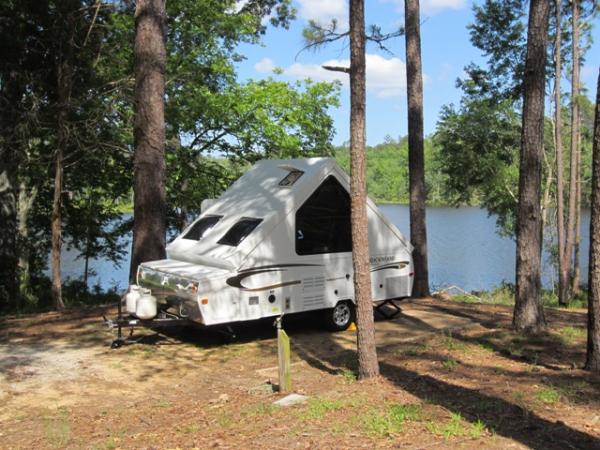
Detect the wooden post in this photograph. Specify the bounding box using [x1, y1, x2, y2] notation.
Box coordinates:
[276, 316, 291, 393]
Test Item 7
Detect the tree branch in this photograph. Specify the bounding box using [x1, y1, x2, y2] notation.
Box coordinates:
[322, 65, 350, 74]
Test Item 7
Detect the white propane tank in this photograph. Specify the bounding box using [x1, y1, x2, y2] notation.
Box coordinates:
[125, 285, 141, 314]
[136, 289, 158, 320]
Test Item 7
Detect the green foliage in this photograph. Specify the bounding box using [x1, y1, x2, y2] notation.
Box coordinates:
[334, 136, 448, 205]
[0, 0, 338, 312]
[0, 0, 131, 310]
[463, 0, 526, 100]
[435, 98, 520, 235]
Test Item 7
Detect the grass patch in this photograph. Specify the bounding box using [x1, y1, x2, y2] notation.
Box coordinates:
[426, 412, 485, 439]
[242, 402, 276, 417]
[176, 423, 201, 434]
[426, 412, 464, 439]
[217, 413, 234, 428]
[442, 358, 459, 371]
[94, 429, 128, 449]
[446, 284, 514, 306]
[360, 404, 423, 437]
[536, 386, 561, 404]
[477, 343, 495, 353]
[469, 419, 487, 438]
[337, 368, 357, 383]
[551, 379, 599, 403]
[450, 294, 481, 304]
[297, 397, 348, 421]
[544, 290, 587, 309]
[558, 326, 586, 345]
[402, 343, 431, 356]
[438, 332, 466, 352]
[155, 400, 172, 408]
[43, 410, 71, 448]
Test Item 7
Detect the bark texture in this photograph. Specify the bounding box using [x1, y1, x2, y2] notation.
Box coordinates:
[17, 183, 37, 307]
[349, 0, 379, 379]
[130, 0, 167, 281]
[0, 74, 20, 306]
[573, 131, 582, 295]
[585, 69, 600, 372]
[565, 0, 580, 304]
[555, 0, 568, 306]
[51, 28, 74, 311]
[513, 0, 549, 333]
[404, 0, 430, 297]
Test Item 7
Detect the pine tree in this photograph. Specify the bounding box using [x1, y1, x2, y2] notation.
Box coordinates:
[404, 0, 430, 297]
[513, 0, 550, 333]
[585, 69, 600, 372]
[129, 0, 168, 280]
[349, 0, 379, 379]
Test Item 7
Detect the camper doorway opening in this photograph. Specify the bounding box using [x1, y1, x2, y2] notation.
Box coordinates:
[117, 158, 414, 340]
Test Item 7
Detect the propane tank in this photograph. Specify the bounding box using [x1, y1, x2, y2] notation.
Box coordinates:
[125, 285, 141, 314]
[136, 288, 157, 320]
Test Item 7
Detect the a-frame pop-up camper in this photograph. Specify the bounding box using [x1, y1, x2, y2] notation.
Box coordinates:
[126, 157, 413, 331]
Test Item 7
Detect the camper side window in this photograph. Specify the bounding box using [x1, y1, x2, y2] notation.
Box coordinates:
[218, 218, 263, 246]
[182, 215, 223, 240]
[295, 176, 352, 255]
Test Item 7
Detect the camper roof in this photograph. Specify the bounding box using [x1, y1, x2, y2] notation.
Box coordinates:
[167, 158, 339, 268]
[165, 157, 411, 271]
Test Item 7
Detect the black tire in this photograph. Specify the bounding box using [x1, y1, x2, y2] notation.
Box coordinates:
[325, 301, 355, 331]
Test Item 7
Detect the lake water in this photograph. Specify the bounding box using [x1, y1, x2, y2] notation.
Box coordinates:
[59, 205, 590, 293]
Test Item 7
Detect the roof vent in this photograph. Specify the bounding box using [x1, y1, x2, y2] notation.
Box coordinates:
[278, 169, 304, 187]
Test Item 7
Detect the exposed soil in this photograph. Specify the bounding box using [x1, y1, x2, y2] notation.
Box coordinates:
[1, 298, 599, 450]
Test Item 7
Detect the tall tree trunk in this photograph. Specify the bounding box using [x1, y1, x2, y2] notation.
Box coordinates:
[17, 183, 37, 308]
[349, 0, 379, 380]
[585, 69, 600, 372]
[129, 0, 167, 281]
[513, 0, 549, 333]
[555, 0, 569, 306]
[541, 144, 553, 232]
[0, 169, 17, 309]
[52, 47, 73, 311]
[0, 74, 21, 310]
[565, 0, 581, 305]
[51, 148, 65, 311]
[572, 130, 582, 295]
[405, 0, 430, 298]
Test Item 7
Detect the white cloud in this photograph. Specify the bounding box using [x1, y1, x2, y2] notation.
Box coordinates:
[254, 57, 276, 74]
[296, 0, 346, 24]
[263, 53, 412, 98]
[365, 54, 407, 97]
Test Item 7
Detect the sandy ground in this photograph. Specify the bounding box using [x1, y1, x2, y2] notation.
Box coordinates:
[1, 298, 599, 449]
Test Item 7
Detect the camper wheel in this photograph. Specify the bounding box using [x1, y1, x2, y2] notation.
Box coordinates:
[326, 301, 355, 331]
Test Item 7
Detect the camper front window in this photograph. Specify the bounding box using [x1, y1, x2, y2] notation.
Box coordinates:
[182, 215, 223, 240]
[295, 176, 352, 255]
[218, 218, 263, 246]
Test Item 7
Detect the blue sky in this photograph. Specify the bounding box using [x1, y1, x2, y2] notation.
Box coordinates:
[236, 0, 600, 146]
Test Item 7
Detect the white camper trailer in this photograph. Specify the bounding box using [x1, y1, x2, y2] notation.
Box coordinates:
[128, 157, 414, 332]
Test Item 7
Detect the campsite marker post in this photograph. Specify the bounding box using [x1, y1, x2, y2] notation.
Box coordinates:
[275, 315, 292, 393]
